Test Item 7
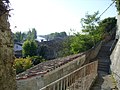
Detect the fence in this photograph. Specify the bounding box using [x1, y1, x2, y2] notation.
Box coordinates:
[40, 61, 98, 90]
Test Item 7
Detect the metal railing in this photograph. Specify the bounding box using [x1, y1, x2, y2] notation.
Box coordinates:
[40, 61, 98, 90]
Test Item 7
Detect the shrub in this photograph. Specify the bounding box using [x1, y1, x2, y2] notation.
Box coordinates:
[30, 56, 46, 65]
[14, 58, 32, 74]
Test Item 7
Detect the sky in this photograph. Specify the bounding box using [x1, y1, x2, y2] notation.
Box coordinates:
[9, 0, 117, 35]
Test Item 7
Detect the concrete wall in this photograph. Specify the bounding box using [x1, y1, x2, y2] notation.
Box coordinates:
[17, 38, 101, 90]
[116, 15, 120, 39]
[85, 41, 102, 63]
[0, 3, 16, 90]
[110, 15, 120, 89]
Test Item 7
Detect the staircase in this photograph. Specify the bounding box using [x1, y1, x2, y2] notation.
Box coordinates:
[97, 44, 112, 73]
[91, 40, 118, 90]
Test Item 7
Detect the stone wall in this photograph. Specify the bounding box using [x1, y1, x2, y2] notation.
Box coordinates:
[0, 4, 16, 90]
[110, 15, 120, 89]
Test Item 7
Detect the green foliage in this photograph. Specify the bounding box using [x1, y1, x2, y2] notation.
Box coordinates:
[98, 17, 117, 33]
[70, 34, 95, 54]
[57, 12, 101, 56]
[81, 11, 99, 34]
[14, 32, 26, 42]
[30, 56, 46, 65]
[14, 56, 46, 74]
[98, 17, 117, 40]
[61, 12, 117, 55]
[27, 28, 37, 40]
[14, 58, 32, 74]
[69, 15, 116, 54]
[13, 28, 37, 42]
[57, 16, 117, 57]
[38, 45, 47, 57]
[113, 0, 120, 14]
[22, 40, 38, 57]
[58, 37, 73, 57]
[42, 31, 67, 41]
[80, 11, 101, 45]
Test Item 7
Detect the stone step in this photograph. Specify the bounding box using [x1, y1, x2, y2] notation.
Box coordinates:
[98, 59, 110, 63]
[98, 60, 111, 64]
[98, 60, 110, 73]
[100, 46, 111, 52]
[98, 51, 110, 56]
[98, 63, 110, 68]
[98, 64, 109, 69]
[98, 67, 109, 73]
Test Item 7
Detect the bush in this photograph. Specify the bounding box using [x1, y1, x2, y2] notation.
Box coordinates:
[14, 56, 46, 74]
[30, 56, 46, 65]
[14, 58, 32, 74]
[22, 40, 38, 57]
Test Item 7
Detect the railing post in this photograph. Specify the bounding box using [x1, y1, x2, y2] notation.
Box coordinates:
[66, 77, 68, 88]
[60, 80, 63, 90]
[57, 82, 59, 90]
[53, 84, 55, 90]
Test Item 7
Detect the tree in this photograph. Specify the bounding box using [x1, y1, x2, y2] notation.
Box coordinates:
[22, 40, 38, 57]
[81, 11, 99, 34]
[26, 28, 37, 40]
[14, 31, 22, 42]
[98, 17, 117, 32]
[43, 31, 67, 41]
[60, 32, 67, 38]
[14, 31, 27, 42]
[32, 28, 37, 39]
[80, 11, 101, 45]
[58, 36, 73, 57]
[30, 56, 46, 65]
[27, 30, 32, 40]
[98, 17, 117, 40]
[113, 0, 120, 14]
[70, 34, 94, 54]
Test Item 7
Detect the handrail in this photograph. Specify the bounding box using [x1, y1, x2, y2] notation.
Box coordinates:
[40, 61, 98, 90]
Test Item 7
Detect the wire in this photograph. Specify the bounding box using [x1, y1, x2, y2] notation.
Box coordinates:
[99, 0, 115, 18]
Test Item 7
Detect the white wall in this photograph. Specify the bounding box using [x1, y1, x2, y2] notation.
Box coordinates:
[110, 15, 120, 89]
[14, 44, 22, 51]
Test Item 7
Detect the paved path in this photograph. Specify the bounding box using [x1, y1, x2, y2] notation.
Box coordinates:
[90, 71, 118, 90]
